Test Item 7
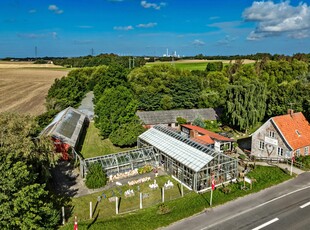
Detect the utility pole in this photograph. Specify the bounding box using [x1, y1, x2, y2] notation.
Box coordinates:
[35, 46, 37, 58]
[129, 57, 135, 69]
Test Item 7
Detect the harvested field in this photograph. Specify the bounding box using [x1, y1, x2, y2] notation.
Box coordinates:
[0, 63, 69, 115]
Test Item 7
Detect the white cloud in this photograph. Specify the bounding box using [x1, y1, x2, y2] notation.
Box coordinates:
[216, 35, 237, 46]
[48, 5, 64, 14]
[192, 39, 205, 46]
[29, 9, 36, 14]
[209, 16, 219, 20]
[136, 22, 157, 28]
[141, 1, 166, 10]
[243, 1, 310, 40]
[113, 25, 134, 31]
[77, 25, 94, 29]
[17, 32, 58, 39]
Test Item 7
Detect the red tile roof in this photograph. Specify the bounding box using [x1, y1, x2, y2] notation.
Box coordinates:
[181, 124, 234, 143]
[272, 112, 310, 150]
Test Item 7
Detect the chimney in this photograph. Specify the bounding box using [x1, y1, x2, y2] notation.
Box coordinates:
[287, 109, 294, 116]
[190, 129, 198, 138]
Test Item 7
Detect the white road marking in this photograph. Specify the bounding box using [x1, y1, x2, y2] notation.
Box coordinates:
[201, 185, 310, 229]
[251, 218, 279, 230]
[300, 201, 310, 209]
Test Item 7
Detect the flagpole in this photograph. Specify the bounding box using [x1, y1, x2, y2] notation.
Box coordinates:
[290, 153, 294, 176]
[210, 188, 213, 206]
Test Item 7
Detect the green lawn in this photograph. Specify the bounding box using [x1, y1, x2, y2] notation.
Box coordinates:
[80, 122, 134, 159]
[61, 165, 292, 230]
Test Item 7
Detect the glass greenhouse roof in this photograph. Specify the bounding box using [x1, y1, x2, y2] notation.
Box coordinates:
[139, 127, 215, 172]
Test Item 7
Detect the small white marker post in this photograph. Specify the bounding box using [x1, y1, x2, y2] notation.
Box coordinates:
[89, 201, 92, 219]
[115, 197, 119, 214]
[140, 192, 143, 209]
[62, 206, 65, 225]
[162, 187, 165, 203]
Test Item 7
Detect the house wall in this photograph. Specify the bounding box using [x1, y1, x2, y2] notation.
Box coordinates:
[251, 120, 292, 158]
[293, 145, 310, 157]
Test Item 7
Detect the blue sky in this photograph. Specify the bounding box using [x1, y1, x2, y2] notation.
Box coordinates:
[1, 0, 310, 57]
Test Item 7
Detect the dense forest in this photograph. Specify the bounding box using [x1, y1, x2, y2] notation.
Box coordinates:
[44, 56, 310, 145]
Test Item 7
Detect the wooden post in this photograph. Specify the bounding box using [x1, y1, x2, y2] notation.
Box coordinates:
[89, 202, 92, 219]
[140, 192, 143, 209]
[62, 206, 65, 225]
[162, 187, 165, 203]
[115, 197, 119, 215]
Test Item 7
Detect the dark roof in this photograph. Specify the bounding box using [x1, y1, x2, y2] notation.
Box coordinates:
[41, 107, 87, 147]
[137, 108, 222, 125]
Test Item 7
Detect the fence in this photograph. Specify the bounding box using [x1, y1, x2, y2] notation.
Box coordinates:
[250, 156, 304, 169]
[65, 175, 192, 223]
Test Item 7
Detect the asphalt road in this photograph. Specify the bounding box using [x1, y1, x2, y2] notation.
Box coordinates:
[162, 173, 310, 230]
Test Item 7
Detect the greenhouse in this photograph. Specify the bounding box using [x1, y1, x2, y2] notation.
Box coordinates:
[83, 146, 158, 178]
[138, 125, 238, 192]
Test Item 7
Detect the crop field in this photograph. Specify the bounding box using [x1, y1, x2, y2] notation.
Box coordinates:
[146, 59, 256, 71]
[0, 61, 69, 115]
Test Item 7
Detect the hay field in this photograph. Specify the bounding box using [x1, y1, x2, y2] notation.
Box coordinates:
[0, 62, 69, 115]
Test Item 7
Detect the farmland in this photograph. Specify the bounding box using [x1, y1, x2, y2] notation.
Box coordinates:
[0, 61, 69, 115]
[146, 59, 256, 71]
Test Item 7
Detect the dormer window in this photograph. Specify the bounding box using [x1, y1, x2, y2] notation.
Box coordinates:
[296, 130, 301, 136]
[269, 131, 275, 138]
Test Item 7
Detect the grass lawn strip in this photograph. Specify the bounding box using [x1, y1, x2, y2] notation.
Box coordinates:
[81, 122, 134, 159]
[61, 165, 292, 230]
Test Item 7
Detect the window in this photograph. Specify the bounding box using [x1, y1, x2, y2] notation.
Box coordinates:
[296, 130, 301, 136]
[277, 147, 284, 157]
[259, 141, 264, 150]
[305, 147, 309, 156]
[269, 131, 275, 138]
[296, 149, 300, 157]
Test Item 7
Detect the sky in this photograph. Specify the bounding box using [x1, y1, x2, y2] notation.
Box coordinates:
[1, 0, 310, 57]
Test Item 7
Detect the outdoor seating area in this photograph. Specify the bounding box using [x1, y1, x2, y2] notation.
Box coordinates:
[149, 179, 159, 190]
[124, 189, 135, 198]
[164, 180, 174, 189]
[128, 177, 151, 186]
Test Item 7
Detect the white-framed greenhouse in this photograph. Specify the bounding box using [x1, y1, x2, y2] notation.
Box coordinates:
[81, 125, 238, 192]
[82, 146, 158, 178]
[137, 125, 238, 192]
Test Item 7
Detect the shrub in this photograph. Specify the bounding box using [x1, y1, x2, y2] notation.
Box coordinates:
[157, 203, 171, 215]
[85, 163, 107, 189]
[138, 165, 153, 174]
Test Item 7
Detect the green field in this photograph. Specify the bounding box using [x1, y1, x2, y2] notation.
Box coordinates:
[146, 61, 209, 71]
[80, 122, 134, 159]
[61, 165, 292, 230]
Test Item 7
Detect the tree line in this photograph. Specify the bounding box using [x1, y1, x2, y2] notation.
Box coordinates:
[44, 57, 310, 143]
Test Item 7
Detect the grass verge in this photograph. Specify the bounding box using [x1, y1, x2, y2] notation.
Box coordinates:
[80, 122, 134, 159]
[61, 165, 292, 230]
